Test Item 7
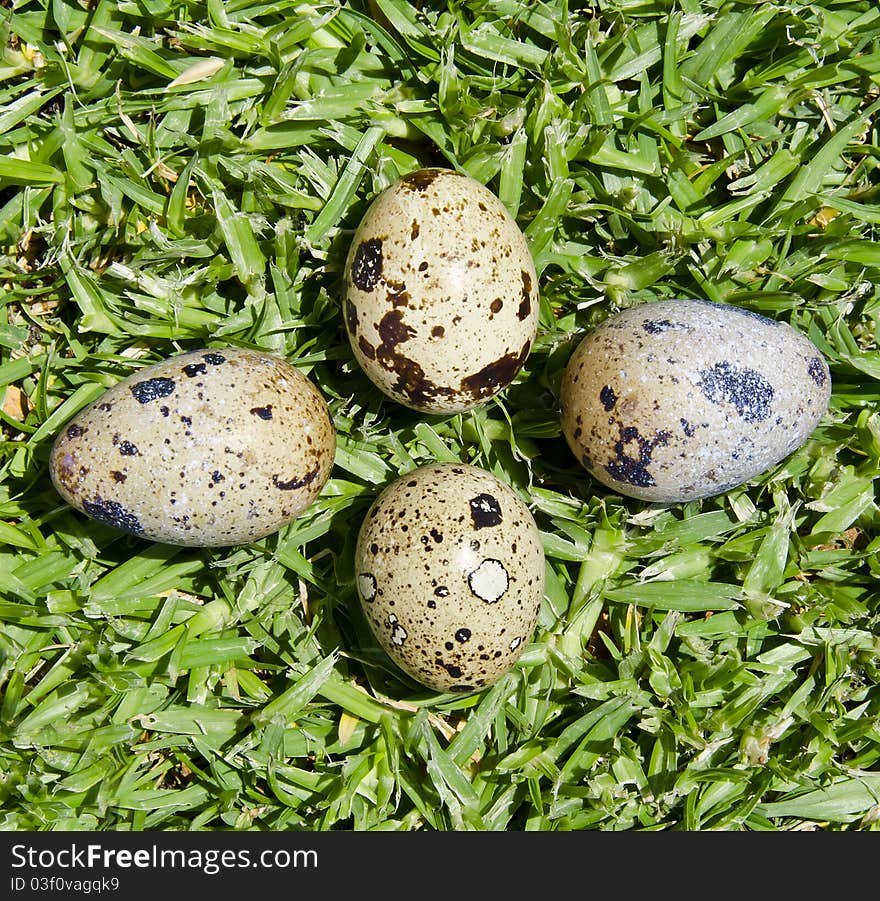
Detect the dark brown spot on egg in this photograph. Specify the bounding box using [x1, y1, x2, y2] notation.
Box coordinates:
[377, 309, 416, 348]
[411, 220, 420, 239]
[459, 339, 531, 400]
[66, 424, 85, 439]
[518, 271, 532, 320]
[373, 311, 457, 408]
[400, 168, 443, 192]
[203, 352, 226, 365]
[351, 238, 383, 291]
[388, 288, 411, 308]
[490, 298, 503, 314]
[250, 405, 273, 420]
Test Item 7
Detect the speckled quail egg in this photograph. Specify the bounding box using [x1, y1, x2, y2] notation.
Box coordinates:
[559, 299, 832, 502]
[50, 348, 336, 546]
[343, 167, 539, 414]
[355, 463, 545, 693]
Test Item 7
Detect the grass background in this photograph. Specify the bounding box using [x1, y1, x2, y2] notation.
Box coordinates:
[1, 0, 879, 831]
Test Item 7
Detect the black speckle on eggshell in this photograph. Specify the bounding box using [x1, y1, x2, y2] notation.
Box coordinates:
[82, 496, 143, 535]
[469, 493, 502, 529]
[600, 385, 617, 411]
[807, 357, 828, 386]
[130, 377, 176, 404]
[273, 467, 321, 491]
[459, 340, 532, 402]
[698, 361, 774, 423]
[604, 425, 671, 489]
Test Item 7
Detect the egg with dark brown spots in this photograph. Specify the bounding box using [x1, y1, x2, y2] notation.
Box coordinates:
[355, 463, 545, 693]
[50, 348, 336, 546]
[343, 168, 539, 414]
[560, 299, 832, 502]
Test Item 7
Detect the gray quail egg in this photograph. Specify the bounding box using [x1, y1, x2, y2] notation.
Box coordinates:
[343, 167, 539, 414]
[355, 463, 545, 693]
[560, 299, 832, 502]
[50, 348, 336, 546]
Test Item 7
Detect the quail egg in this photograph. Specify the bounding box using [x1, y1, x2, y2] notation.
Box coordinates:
[355, 463, 545, 693]
[50, 348, 336, 545]
[560, 299, 832, 502]
[343, 167, 539, 414]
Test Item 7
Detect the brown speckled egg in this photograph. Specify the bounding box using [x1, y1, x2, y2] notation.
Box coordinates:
[560, 299, 832, 502]
[343, 168, 539, 414]
[50, 348, 336, 546]
[355, 463, 545, 693]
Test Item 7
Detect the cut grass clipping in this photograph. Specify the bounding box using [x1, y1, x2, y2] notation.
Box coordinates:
[1, 0, 879, 832]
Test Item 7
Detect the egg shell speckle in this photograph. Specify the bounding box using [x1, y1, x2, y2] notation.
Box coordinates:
[355, 463, 545, 693]
[559, 299, 832, 502]
[343, 168, 539, 414]
[50, 348, 336, 546]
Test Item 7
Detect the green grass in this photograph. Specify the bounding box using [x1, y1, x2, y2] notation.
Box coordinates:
[1, 0, 879, 831]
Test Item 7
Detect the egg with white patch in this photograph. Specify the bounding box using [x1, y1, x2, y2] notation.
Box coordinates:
[343, 167, 539, 414]
[560, 299, 832, 502]
[50, 348, 336, 546]
[355, 463, 545, 693]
